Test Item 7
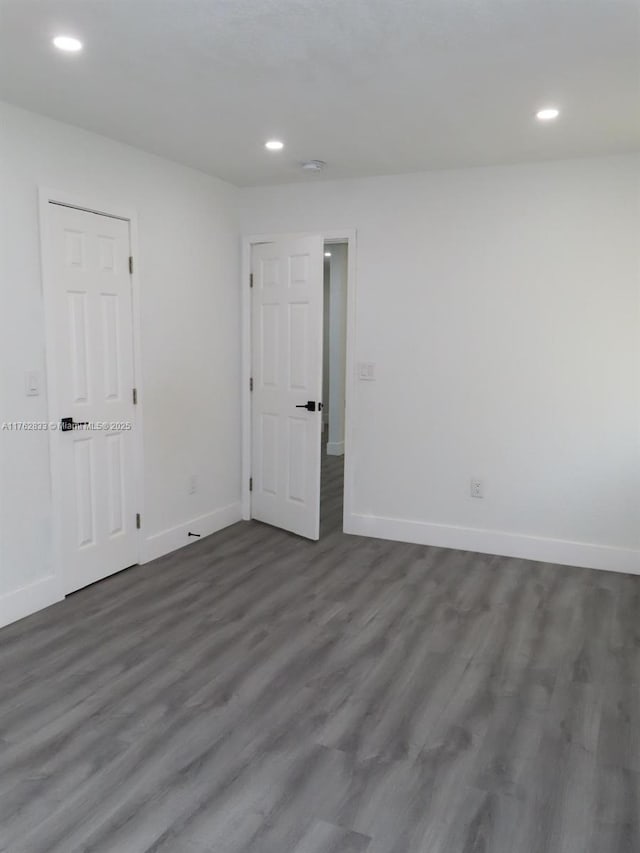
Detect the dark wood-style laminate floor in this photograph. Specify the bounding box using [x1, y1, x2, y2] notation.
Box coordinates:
[1, 450, 640, 853]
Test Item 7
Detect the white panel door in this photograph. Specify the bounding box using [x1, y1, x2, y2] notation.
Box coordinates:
[251, 235, 324, 539]
[48, 203, 138, 593]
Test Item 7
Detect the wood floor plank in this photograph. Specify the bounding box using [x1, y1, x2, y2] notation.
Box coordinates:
[1, 446, 639, 851]
[291, 819, 371, 853]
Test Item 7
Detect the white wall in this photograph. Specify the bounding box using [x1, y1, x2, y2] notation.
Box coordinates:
[2, 104, 639, 634]
[327, 244, 347, 455]
[240, 155, 640, 574]
[0, 101, 241, 627]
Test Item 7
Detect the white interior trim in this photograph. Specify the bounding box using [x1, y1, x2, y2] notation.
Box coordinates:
[241, 230, 357, 531]
[0, 575, 63, 630]
[326, 441, 344, 456]
[141, 503, 242, 563]
[346, 512, 640, 576]
[38, 187, 145, 598]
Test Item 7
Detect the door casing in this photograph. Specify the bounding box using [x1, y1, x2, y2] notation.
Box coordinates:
[39, 187, 145, 598]
[241, 230, 357, 533]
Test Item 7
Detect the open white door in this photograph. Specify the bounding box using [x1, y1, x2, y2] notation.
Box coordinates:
[47, 203, 139, 593]
[251, 235, 324, 539]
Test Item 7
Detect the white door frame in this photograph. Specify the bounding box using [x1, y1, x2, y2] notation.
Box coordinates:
[38, 187, 145, 596]
[241, 229, 357, 532]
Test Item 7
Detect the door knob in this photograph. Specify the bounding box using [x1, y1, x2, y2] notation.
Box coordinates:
[295, 401, 322, 412]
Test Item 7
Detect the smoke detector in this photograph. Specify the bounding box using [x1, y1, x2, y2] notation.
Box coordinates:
[301, 160, 326, 172]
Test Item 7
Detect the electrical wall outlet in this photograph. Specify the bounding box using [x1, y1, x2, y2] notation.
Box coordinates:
[470, 478, 483, 499]
[188, 474, 198, 495]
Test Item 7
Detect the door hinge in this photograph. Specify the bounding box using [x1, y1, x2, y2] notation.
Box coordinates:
[132, 387, 138, 405]
[249, 477, 253, 492]
[129, 256, 134, 275]
[136, 513, 141, 529]
[249, 273, 254, 288]
[249, 377, 253, 392]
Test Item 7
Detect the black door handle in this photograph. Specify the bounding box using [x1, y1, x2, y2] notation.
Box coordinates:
[61, 417, 89, 431]
[295, 401, 322, 412]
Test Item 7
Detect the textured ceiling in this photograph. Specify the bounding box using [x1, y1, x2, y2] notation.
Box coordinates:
[1, 0, 638, 186]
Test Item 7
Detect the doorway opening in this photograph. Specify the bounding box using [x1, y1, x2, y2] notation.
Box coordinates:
[242, 230, 355, 542]
[320, 241, 347, 537]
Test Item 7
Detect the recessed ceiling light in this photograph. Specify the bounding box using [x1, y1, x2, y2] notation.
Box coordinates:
[52, 35, 83, 52]
[324, 252, 332, 257]
[265, 140, 284, 151]
[536, 107, 560, 121]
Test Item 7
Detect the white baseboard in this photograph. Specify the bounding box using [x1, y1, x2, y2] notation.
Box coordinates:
[0, 574, 63, 630]
[327, 441, 344, 456]
[141, 502, 242, 563]
[0, 504, 243, 629]
[345, 512, 640, 576]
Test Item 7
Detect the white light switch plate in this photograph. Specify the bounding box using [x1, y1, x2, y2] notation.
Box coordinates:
[25, 371, 41, 396]
[358, 362, 375, 381]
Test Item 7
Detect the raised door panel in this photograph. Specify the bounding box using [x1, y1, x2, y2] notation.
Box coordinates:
[250, 235, 323, 540]
[49, 203, 138, 593]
